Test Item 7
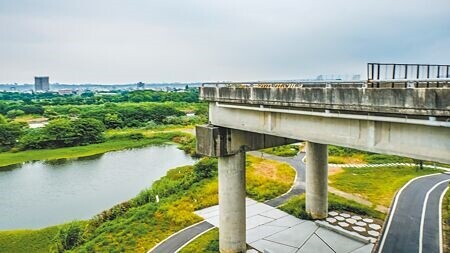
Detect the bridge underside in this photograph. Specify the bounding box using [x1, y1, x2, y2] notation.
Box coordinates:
[209, 102, 450, 164]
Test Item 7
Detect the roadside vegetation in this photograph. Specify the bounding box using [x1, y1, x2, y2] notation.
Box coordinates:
[443, 186, 450, 253]
[179, 228, 219, 253]
[329, 165, 441, 207]
[280, 193, 385, 220]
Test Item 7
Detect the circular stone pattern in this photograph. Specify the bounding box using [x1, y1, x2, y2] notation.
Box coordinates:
[326, 217, 337, 223]
[346, 218, 357, 224]
[335, 216, 345, 221]
[338, 222, 349, 227]
[355, 221, 367, 227]
[353, 226, 366, 232]
[369, 224, 381, 230]
[351, 216, 362, 220]
[329, 211, 338, 216]
[363, 218, 374, 223]
[368, 230, 380, 237]
[341, 213, 351, 218]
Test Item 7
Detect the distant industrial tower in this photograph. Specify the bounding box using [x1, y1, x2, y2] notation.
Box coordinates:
[35, 76, 50, 91]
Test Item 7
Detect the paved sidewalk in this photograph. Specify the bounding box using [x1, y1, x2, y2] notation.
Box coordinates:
[195, 198, 374, 253]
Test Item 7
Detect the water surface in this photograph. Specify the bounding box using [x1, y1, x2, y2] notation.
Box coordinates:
[0, 145, 196, 230]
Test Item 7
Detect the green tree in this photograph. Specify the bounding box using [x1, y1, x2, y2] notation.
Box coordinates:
[0, 122, 22, 150]
[6, 109, 25, 118]
[72, 118, 105, 145]
[104, 113, 123, 128]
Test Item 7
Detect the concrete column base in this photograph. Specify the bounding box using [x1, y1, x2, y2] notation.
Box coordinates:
[219, 151, 246, 253]
[305, 142, 328, 219]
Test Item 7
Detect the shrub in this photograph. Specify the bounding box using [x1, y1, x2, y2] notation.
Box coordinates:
[193, 158, 218, 180]
[53, 221, 85, 252]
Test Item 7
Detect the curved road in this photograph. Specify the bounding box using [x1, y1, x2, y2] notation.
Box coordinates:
[377, 172, 450, 253]
[148, 151, 306, 253]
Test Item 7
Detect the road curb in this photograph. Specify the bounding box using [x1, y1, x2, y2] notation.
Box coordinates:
[315, 220, 374, 244]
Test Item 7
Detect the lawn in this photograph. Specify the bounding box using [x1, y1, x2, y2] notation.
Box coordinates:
[246, 155, 296, 201]
[328, 145, 414, 164]
[261, 144, 301, 157]
[329, 166, 441, 207]
[280, 193, 385, 220]
[0, 131, 189, 167]
[0, 226, 61, 253]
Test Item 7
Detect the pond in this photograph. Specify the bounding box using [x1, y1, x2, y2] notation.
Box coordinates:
[0, 145, 197, 230]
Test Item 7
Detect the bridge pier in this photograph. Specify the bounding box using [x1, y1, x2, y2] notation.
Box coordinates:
[218, 151, 246, 253]
[196, 125, 298, 253]
[305, 142, 328, 219]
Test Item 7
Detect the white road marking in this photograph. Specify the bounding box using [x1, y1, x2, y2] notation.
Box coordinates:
[438, 186, 449, 253]
[419, 179, 450, 253]
[174, 226, 215, 253]
[378, 173, 442, 253]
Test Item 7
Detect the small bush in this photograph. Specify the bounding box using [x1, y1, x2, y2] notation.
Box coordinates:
[193, 158, 218, 180]
[53, 221, 85, 252]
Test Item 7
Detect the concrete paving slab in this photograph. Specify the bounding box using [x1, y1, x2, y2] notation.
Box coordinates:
[246, 203, 275, 218]
[194, 205, 218, 216]
[349, 244, 374, 253]
[246, 225, 287, 243]
[265, 221, 317, 248]
[205, 215, 219, 227]
[316, 227, 365, 253]
[260, 208, 290, 219]
[251, 239, 298, 253]
[264, 214, 305, 228]
[247, 215, 275, 229]
[297, 234, 334, 253]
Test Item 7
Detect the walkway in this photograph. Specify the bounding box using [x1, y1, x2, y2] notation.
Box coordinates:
[195, 198, 374, 253]
[377, 172, 450, 253]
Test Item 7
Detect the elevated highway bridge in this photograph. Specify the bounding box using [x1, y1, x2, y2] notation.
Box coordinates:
[195, 64, 450, 253]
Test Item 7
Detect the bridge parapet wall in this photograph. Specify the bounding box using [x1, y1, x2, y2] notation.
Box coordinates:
[200, 87, 450, 117]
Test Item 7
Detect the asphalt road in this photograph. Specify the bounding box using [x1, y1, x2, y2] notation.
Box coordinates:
[148, 221, 214, 253]
[378, 172, 450, 253]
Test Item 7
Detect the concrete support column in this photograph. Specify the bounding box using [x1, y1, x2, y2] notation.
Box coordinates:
[218, 150, 246, 253]
[305, 142, 328, 219]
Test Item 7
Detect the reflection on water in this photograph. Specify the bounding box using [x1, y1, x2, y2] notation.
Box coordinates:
[0, 145, 197, 230]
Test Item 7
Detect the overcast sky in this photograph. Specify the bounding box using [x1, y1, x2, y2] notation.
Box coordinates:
[1, 0, 449, 84]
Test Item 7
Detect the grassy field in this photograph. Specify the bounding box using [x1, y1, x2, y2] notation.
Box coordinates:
[329, 166, 441, 207]
[0, 131, 190, 167]
[280, 193, 385, 220]
[0, 154, 295, 252]
[0, 226, 60, 253]
[179, 228, 219, 253]
[261, 144, 301, 157]
[328, 145, 414, 164]
[443, 186, 450, 253]
[246, 155, 296, 201]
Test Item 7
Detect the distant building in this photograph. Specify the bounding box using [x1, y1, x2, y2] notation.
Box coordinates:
[35, 76, 50, 91]
[137, 82, 145, 89]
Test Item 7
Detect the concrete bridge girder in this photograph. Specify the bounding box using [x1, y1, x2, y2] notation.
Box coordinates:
[208, 103, 450, 164]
